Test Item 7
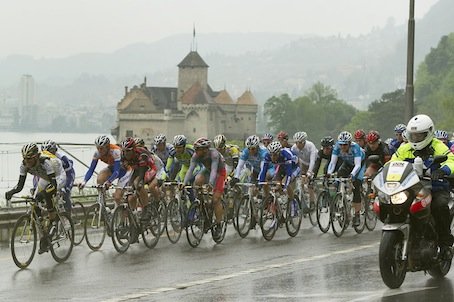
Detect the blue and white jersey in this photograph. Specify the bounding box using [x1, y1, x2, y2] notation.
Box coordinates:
[55, 150, 75, 189]
[389, 138, 402, 154]
[328, 142, 365, 179]
[259, 148, 299, 188]
[234, 146, 269, 179]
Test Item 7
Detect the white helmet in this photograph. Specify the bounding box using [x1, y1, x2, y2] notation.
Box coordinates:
[213, 134, 226, 148]
[95, 135, 110, 147]
[245, 135, 260, 148]
[267, 141, 282, 154]
[154, 134, 166, 145]
[406, 114, 434, 150]
[293, 131, 307, 143]
[337, 131, 352, 144]
[41, 139, 57, 153]
[173, 134, 187, 147]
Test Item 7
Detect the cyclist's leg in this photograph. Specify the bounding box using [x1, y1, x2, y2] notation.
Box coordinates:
[213, 168, 226, 224]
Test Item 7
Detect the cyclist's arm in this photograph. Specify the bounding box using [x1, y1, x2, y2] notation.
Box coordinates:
[327, 154, 338, 174]
[209, 151, 220, 187]
[83, 159, 98, 182]
[6, 175, 27, 197]
[351, 156, 362, 178]
[183, 158, 197, 185]
[234, 158, 246, 179]
[106, 160, 121, 183]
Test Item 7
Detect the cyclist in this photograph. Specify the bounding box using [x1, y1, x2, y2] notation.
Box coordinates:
[326, 131, 366, 227]
[313, 136, 343, 177]
[166, 134, 195, 182]
[354, 129, 367, 149]
[183, 137, 226, 237]
[41, 140, 75, 213]
[392, 114, 454, 260]
[277, 131, 292, 148]
[364, 130, 391, 177]
[261, 133, 274, 148]
[213, 134, 240, 177]
[5, 143, 66, 254]
[435, 130, 453, 149]
[389, 123, 406, 154]
[151, 133, 172, 164]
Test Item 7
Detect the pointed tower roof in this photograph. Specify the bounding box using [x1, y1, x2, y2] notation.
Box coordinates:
[214, 90, 234, 104]
[181, 82, 212, 105]
[178, 51, 209, 68]
[237, 90, 257, 105]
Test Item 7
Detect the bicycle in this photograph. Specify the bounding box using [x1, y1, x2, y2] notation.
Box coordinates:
[296, 175, 317, 227]
[83, 185, 113, 251]
[234, 182, 262, 238]
[223, 182, 242, 231]
[363, 176, 378, 231]
[10, 194, 74, 269]
[258, 181, 302, 241]
[315, 177, 336, 233]
[185, 185, 228, 248]
[111, 187, 161, 253]
[163, 181, 190, 244]
[70, 198, 86, 246]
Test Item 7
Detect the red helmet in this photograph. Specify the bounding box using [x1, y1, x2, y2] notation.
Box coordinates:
[277, 131, 289, 140]
[354, 129, 366, 140]
[193, 137, 211, 149]
[366, 130, 380, 143]
[121, 137, 136, 150]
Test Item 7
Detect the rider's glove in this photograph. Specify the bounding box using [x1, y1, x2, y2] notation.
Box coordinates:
[78, 181, 86, 189]
[306, 171, 314, 179]
[230, 177, 239, 187]
[431, 168, 446, 181]
[324, 173, 331, 179]
[103, 181, 111, 190]
[5, 190, 13, 201]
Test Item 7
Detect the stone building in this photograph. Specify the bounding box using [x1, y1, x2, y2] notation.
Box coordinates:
[112, 50, 258, 145]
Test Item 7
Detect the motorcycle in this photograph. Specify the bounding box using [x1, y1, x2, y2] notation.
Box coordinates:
[371, 155, 454, 289]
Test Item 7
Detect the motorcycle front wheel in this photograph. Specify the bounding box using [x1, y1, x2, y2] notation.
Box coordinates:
[379, 231, 407, 289]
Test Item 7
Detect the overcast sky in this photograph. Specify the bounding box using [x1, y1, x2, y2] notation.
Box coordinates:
[1, 0, 439, 59]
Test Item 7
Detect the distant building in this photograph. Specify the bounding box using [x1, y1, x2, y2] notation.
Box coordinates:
[19, 75, 37, 127]
[112, 50, 258, 145]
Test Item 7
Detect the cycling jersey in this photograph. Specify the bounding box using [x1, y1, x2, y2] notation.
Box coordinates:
[259, 148, 299, 189]
[328, 142, 365, 180]
[83, 144, 122, 183]
[389, 138, 403, 154]
[234, 146, 268, 179]
[290, 140, 318, 173]
[151, 143, 173, 165]
[122, 146, 158, 184]
[54, 150, 75, 190]
[365, 141, 391, 168]
[166, 144, 195, 181]
[313, 148, 343, 176]
[184, 148, 225, 187]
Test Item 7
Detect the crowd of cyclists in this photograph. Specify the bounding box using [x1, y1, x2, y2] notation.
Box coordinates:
[5, 113, 454, 259]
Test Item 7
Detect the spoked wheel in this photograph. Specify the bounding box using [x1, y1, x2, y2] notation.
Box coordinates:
[379, 231, 407, 289]
[353, 195, 366, 234]
[157, 200, 167, 236]
[286, 196, 302, 237]
[186, 202, 204, 248]
[260, 196, 278, 241]
[49, 212, 74, 263]
[212, 200, 228, 244]
[331, 194, 348, 237]
[235, 195, 252, 238]
[141, 203, 161, 249]
[166, 199, 183, 244]
[365, 196, 378, 231]
[84, 203, 107, 251]
[306, 193, 317, 227]
[11, 215, 37, 269]
[71, 201, 86, 246]
[316, 191, 331, 233]
[111, 205, 131, 253]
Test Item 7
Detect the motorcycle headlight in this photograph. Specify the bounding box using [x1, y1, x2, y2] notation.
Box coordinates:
[390, 191, 409, 205]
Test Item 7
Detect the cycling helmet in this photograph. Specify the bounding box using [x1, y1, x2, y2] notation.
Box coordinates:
[41, 139, 57, 153]
[133, 137, 145, 147]
[277, 131, 289, 140]
[213, 134, 226, 149]
[121, 137, 136, 150]
[354, 129, 366, 140]
[402, 130, 409, 143]
[337, 131, 353, 144]
[293, 131, 308, 143]
[154, 133, 166, 145]
[267, 141, 282, 154]
[262, 133, 273, 141]
[193, 137, 211, 149]
[245, 135, 260, 148]
[394, 123, 407, 134]
[406, 114, 434, 151]
[95, 135, 110, 147]
[22, 143, 39, 159]
[434, 130, 448, 140]
[366, 130, 380, 143]
[320, 136, 334, 147]
[173, 134, 187, 147]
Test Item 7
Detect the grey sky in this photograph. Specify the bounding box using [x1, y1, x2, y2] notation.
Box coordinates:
[1, 0, 438, 59]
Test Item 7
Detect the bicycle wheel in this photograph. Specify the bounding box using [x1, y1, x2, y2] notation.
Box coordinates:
[11, 215, 37, 269]
[157, 200, 167, 236]
[84, 203, 106, 251]
[353, 194, 366, 234]
[286, 196, 302, 237]
[165, 198, 183, 243]
[365, 196, 378, 231]
[331, 193, 347, 237]
[186, 202, 204, 247]
[71, 201, 86, 246]
[260, 196, 278, 241]
[235, 195, 252, 238]
[111, 205, 131, 253]
[305, 192, 317, 227]
[212, 200, 228, 244]
[142, 203, 161, 249]
[316, 191, 331, 233]
[50, 212, 74, 263]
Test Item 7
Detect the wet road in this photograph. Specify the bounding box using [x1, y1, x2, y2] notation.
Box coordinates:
[0, 220, 453, 302]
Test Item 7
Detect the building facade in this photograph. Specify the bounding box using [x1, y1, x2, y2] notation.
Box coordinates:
[112, 50, 258, 145]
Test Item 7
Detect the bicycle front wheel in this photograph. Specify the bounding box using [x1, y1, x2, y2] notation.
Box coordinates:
[260, 196, 278, 241]
[11, 215, 37, 269]
[235, 195, 252, 238]
[165, 198, 183, 244]
[316, 191, 331, 233]
[111, 205, 131, 253]
[50, 212, 74, 263]
[71, 201, 86, 246]
[353, 194, 366, 234]
[331, 193, 347, 237]
[84, 203, 107, 251]
[142, 202, 161, 249]
[306, 193, 317, 227]
[212, 200, 227, 244]
[365, 196, 378, 231]
[286, 196, 302, 237]
[186, 202, 204, 248]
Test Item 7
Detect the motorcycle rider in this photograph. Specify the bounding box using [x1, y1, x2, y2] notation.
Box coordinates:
[391, 114, 454, 259]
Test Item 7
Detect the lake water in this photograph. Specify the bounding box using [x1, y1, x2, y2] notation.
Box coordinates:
[0, 131, 115, 206]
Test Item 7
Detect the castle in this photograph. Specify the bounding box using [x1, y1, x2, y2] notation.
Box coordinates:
[112, 50, 258, 145]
